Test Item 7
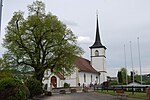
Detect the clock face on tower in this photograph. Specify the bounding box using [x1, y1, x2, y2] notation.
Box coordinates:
[95, 50, 99, 56]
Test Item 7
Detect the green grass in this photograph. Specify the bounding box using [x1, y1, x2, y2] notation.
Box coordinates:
[96, 90, 147, 100]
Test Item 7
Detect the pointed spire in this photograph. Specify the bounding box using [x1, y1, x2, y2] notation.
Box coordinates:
[95, 13, 102, 45]
[90, 13, 106, 49]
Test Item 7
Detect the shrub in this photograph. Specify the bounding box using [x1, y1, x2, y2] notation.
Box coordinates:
[110, 80, 118, 85]
[0, 78, 29, 100]
[64, 82, 70, 88]
[82, 87, 88, 92]
[0, 70, 14, 80]
[25, 78, 43, 98]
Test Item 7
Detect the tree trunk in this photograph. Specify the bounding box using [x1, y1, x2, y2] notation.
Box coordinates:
[34, 68, 44, 84]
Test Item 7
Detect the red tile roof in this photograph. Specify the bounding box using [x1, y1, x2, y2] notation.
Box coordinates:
[55, 56, 98, 80]
[56, 72, 65, 80]
[74, 56, 98, 73]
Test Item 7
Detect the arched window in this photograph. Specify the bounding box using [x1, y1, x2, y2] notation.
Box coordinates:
[95, 50, 99, 56]
[84, 74, 86, 82]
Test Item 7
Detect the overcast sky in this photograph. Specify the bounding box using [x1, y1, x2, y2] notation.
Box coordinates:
[0, 0, 150, 77]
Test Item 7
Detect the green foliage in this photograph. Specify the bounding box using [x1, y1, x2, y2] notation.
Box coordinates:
[64, 82, 70, 88]
[117, 67, 128, 84]
[0, 78, 29, 100]
[0, 70, 14, 80]
[25, 78, 43, 98]
[130, 71, 134, 82]
[0, 69, 33, 82]
[97, 90, 147, 100]
[134, 74, 150, 85]
[2, 0, 83, 83]
[134, 74, 141, 82]
[117, 71, 123, 84]
[0, 58, 2, 68]
[109, 80, 118, 85]
[143, 75, 150, 85]
[120, 68, 127, 84]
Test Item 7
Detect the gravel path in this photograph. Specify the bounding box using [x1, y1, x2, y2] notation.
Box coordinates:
[36, 92, 142, 100]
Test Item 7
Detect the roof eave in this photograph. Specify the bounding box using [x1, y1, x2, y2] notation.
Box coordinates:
[89, 45, 107, 49]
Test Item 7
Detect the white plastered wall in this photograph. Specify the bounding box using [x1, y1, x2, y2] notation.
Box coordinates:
[78, 72, 98, 86]
[91, 48, 107, 84]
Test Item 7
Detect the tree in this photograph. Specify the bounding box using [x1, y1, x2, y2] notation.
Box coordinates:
[117, 67, 128, 84]
[2, 1, 83, 83]
[130, 71, 134, 82]
[0, 58, 2, 68]
[117, 71, 123, 84]
[120, 67, 127, 84]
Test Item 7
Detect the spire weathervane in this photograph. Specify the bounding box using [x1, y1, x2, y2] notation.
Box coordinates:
[96, 10, 98, 17]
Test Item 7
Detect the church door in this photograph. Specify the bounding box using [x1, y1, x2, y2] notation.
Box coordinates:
[51, 76, 57, 88]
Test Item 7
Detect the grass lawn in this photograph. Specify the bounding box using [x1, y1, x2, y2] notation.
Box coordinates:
[96, 90, 147, 100]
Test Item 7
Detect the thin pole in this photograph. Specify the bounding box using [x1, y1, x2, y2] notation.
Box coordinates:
[130, 41, 134, 85]
[137, 37, 142, 85]
[0, 0, 2, 35]
[124, 44, 128, 85]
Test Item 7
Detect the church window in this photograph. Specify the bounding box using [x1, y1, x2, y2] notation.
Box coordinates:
[95, 50, 99, 56]
[84, 74, 86, 82]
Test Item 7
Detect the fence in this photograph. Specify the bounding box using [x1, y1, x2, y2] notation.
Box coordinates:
[94, 84, 150, 94]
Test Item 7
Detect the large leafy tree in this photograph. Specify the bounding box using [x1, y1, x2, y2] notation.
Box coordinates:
[0, 58, 2, 68]
[2, 1, 83, 83]
[117, 67, 128, 84]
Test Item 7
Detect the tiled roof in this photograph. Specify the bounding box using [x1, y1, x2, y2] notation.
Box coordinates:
[55, 56, 98, 80]
[56, 72, 65, 80]
[74, 56, 98, 74]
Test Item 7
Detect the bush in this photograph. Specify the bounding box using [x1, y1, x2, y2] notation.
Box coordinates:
[64, 82, 70, 88]
[82, 87, 88, 92]
[0, 78, 29, 100]
[25, 78, 43, 98]
[0, 70, 14, 80]
[110, 80, 118, 85]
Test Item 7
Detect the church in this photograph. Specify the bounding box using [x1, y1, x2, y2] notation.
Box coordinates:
[43, 15, 107, 89]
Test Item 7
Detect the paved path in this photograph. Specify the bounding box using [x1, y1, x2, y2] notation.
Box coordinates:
[37, 92, 142, 100]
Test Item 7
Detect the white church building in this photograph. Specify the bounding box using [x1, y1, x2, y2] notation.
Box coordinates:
[43, 15, 107, 89]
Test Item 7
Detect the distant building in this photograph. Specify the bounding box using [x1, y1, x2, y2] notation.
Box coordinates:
[107, 76, 117, 81]
[43, 15, 107, 89]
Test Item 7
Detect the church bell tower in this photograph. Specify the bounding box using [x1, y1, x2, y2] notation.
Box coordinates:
[89, 14, 107, 84]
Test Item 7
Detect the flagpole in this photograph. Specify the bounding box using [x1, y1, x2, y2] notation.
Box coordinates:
[137, 37, 142, 85]
[130, 41, 134, 85]
[124, 44, 128, 85]
[0, 0, 3, 35]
